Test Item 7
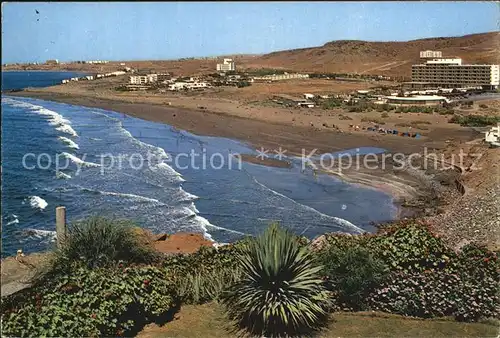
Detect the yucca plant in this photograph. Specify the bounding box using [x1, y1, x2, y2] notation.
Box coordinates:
[221, 223, 330, 337]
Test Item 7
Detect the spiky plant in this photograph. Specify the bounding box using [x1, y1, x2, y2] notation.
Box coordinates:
[55, 216, 158, 269]
[221, 223, 330, 337]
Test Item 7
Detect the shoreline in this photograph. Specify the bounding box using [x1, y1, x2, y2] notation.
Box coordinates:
[5, 90, 463, 226]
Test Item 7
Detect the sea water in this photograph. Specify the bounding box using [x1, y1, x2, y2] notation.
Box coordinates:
[1, 72, 396, 257]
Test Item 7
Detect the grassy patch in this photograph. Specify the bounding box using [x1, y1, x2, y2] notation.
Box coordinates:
[137, 302, 499, 338]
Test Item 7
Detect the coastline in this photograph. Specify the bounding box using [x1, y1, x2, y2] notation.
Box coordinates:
[4, 89, 499, 250]
[5, 90, 456, 221]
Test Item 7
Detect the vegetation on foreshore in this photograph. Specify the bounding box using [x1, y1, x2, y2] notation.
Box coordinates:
[1, 218, 499, 337]
[449, 114, 500, 127]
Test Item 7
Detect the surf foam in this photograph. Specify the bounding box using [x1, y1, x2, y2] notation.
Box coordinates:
[61, 152, 101, 167]
[56, 171, 72, 179]
[58, 136, 80, 149]
[24, 229, 57, 242]
[28, 196, 48, 210]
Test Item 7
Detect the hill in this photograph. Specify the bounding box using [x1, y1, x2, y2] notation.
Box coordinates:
[243, 32, 499, 79]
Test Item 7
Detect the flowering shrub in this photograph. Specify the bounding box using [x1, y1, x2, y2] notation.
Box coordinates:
[318, 221, 500, 321]
[367, 269, 499, 321]
[1, 263, 178, 337]
[366, 222, 454, 272]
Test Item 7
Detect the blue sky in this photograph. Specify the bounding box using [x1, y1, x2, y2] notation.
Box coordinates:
[2, 2, 498, 63]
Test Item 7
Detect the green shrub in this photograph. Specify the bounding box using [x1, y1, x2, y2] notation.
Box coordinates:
[367, 222, 453, 272]
[55, 217, 158, 269]
[449, 115, 500, 127]
[320, 246, 388, 310]
[367, 269, 499, 321]
[221, 223, 330, 337]
[446, 243, 500, 280]
[163, 243, 249, 304]
[236, 81, 251, 88]
[381, 112, 389, 118]
[175, 267, 241, 304]
[1, 264, 178, 337]
[321, 98, 342, 109]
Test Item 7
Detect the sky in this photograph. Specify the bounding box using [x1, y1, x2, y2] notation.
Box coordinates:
[1, 1, 498, 63]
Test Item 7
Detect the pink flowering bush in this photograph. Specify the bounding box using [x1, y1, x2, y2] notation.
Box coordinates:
[367, 269, 499, 321]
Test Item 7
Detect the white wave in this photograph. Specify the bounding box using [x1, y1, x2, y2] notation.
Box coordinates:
[56, 171, 72, 179]
[205, 223, 247, 236]
[61, 152, 101, 167]
[79, 186, 165, 204]
[24, 229, 57, 242]
[28, 196, 48, 210]
[2, 98, 43, 110]
[99, 191, 164, 204]
[6, 219, 19, 226]
[5, 214, 20, 226]
[58, 136, 79, 149]
[153, 162, 185, 183]
[175, 187, 198, 201]
[4, 98, 79, 137]
[251, 177, 365, 234]
[31, 107, 79, 137]
[117, 122, 170, 160]
[188, 202, 200, 214]
[55, 124, 78, 137]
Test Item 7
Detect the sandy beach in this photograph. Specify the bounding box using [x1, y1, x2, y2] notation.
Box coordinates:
[11, 88, 480, 156]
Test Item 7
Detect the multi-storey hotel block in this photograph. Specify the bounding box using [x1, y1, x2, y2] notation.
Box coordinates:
[411, 56, 499, 90]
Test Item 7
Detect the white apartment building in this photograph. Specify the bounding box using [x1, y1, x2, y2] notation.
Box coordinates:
[411, 57, 500, 90]
[420, 50, 443, 59]
[252, 73, 310, 82]
[216, 58, 236, 72]
[129, 74, 158, 84]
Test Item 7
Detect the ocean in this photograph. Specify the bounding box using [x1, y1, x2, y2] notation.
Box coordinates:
[1, 71, 396, 257]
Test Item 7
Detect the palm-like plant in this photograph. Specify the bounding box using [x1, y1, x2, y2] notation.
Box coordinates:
[222, 223, 330, 337]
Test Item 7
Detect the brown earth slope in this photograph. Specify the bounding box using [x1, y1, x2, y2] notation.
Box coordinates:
[4, 32, 498, 79]
[244, 32, 500, 79]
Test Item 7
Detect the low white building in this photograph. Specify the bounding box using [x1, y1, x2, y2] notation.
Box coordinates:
[168, 82, 210, 91]
[109, 71, 126, 76]
[485, 125, 500, 146]
[385, 95, 451, 106]
[303, 93, 315, 99]
[252, 73, 309, 82]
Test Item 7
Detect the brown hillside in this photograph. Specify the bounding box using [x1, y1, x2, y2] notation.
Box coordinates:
[243, 32, 499, 79]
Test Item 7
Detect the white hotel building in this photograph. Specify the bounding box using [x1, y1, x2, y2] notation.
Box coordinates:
[216, 58, 236, 72]
[411, 55, 499, 90]
[129, 74, 158, 84]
